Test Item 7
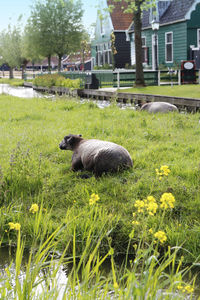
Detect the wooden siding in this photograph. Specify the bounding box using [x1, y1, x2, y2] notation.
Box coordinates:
[114, 32, 131, 68]
[187, 3, 200, 51]
[142, 22, 188, 68]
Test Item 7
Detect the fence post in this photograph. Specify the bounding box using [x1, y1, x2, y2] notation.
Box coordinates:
[199, 70, 200, 85]
[158, 70, 160, 86]
[117, 71, 120, 88]
[178, 70, 181, 85]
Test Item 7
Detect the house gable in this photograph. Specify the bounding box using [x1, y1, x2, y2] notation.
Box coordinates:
[92, 0, 132, 69]
[107, 0, 133, 31]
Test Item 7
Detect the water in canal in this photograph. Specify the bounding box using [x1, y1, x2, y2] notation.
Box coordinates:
[0, 83, 136, 109]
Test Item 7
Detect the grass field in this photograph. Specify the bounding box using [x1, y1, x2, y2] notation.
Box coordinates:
[0, 93, 200, 298]
[120, 84, 200, 99]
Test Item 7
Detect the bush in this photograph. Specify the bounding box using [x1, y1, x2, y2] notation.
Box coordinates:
[33, 74, 81, 89]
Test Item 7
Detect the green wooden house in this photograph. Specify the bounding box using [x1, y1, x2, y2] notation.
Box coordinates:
[128, 0, 200, 70]
[91, 0, 133, 69]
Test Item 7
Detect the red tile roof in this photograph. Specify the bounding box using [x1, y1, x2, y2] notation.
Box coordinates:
[107, 0, 133, 30]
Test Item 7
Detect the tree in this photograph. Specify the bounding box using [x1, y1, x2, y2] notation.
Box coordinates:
[23, 22, 44, 71]
[27, 0, 84, 72]
[26, 1, 56, 71]
[108, 0, 155, 86]
[0, 24, 24, 78]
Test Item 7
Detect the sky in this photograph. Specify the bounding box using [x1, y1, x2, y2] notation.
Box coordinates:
[0, 0, 98, 33]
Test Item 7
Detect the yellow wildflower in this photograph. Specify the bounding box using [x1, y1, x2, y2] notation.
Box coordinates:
[147, 202, 158, 216]
[143, 196, 158, 215]
[89, 193, 100, 205]
[132, 220, 140, 225]
[134, 200, 145, 213]
[160, 193, 175, 209]
[149, 228, 153, 234]
[29, 203, 39, 213]
[8, 222, 21, 231]
[147, 196, 156, 203]
[14, 223, 21, 231]
[156, 165, 170, 179]
[8, 222, 15, 230]
[184, 285, 194, 294]
[154, 230, 167, 244]
[160, 165, 170, 176]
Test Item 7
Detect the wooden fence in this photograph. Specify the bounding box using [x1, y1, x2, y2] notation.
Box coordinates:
[1, 69, 200, 88]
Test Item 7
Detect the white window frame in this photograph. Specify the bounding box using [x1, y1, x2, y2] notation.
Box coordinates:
[142, 36, 146, 47]
[142, 36, 148, 64]
[97, 45, 103, 66]
[165, 32, 173, 63]
[197, 29, 200, 48]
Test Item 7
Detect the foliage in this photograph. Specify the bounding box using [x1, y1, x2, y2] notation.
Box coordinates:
[0, 23, 26, 77]
[94, 64, 113, 70]
[0, 213, 197, 299]
[33, 73, 81, 89]
[26, 0, 84, 71]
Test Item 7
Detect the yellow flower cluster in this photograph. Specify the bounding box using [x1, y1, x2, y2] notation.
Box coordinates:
[145, 196, 158, 216]
[29, 203, 39, 213]
[154, 231, 167, 244]
[89, 193, 100, 206]
[132, 220, 140, 225]
[8, 222, 21, 231]
[156, 165, 170, 180]
[177, 284, 194, 294]
[134, 200, 145, 213]
[160, 193, 175, 209]
[134, 196, 158, 216]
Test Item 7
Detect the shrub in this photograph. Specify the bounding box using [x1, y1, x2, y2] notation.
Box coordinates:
[33, 74, 81, 89]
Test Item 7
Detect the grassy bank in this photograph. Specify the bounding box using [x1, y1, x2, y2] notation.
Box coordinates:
[1, 94, 200, 263]
[120, 84, 200, 99]
[1, 94, 200, 297]
[0, 78, 25, 86]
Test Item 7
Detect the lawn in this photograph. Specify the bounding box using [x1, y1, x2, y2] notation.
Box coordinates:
[120, 84, 200, 99]
[0, 94, 199, 298]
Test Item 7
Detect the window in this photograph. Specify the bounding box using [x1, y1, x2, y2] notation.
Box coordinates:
[165, 32, 173, 63]
[142, 37, 148, 64]
[142, 37, 146, 47]
[96, 45, 103, 66]
[197, 29, 200, 48]
[95, 43, 112, 66]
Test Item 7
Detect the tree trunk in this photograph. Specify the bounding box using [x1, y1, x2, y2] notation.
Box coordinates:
[58, 54, 62, 72]
[134, 0, 145, 86]
[9, 68, 13, 79]
[82, 50, 85, 72]
[48, 55, 51, 72]
[22, 60, 28, 79]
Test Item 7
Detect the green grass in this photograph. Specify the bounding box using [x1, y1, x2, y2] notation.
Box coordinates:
[1, 93, 200, 297]
[1, 94, 200, 263]
[0, 78, 24, 86]
[120, 84, 200, 99]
